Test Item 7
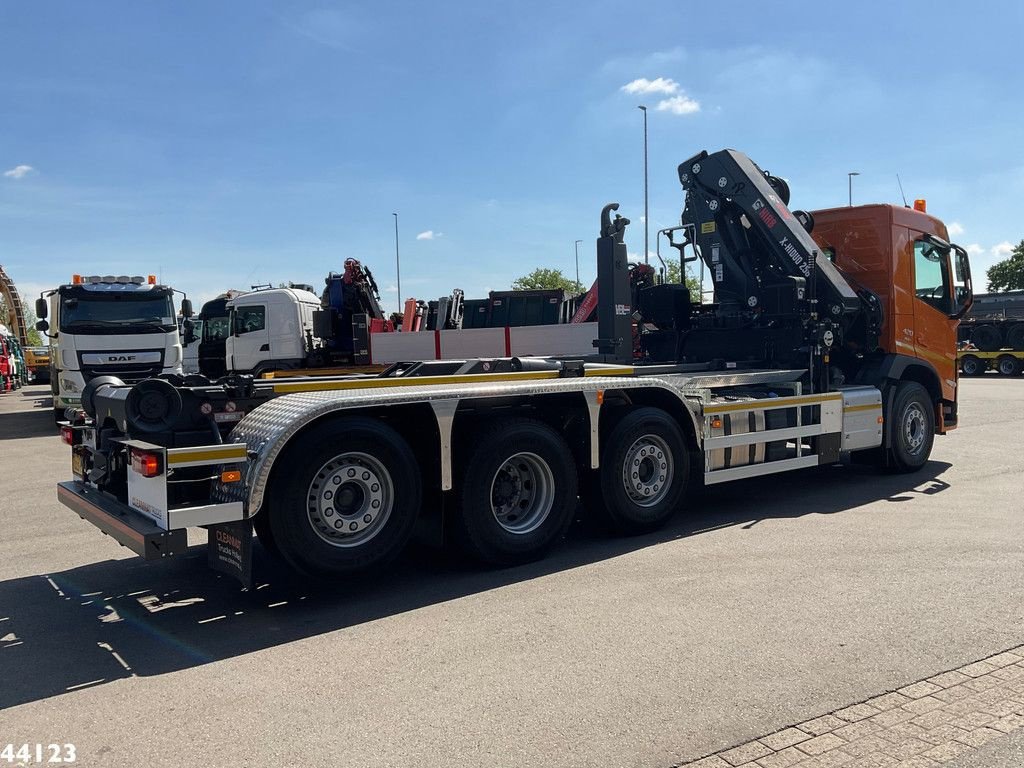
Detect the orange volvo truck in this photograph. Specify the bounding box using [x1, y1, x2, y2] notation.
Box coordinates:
[54, 149, 972, 586]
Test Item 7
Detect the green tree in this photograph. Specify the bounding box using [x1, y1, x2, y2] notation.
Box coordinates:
[23, 306, 43, 345]
[664, 260, 703, 303]
[987, 240, 1024, 291]
[511, 267, 584, 294]
[0, 294, 42, 345]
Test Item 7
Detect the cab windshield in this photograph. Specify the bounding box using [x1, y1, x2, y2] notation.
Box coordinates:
[59, 291, 176, 333]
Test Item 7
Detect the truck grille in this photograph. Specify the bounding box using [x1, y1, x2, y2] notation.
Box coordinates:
[80, 362, 164, 382]
[78, 350, 164, 383]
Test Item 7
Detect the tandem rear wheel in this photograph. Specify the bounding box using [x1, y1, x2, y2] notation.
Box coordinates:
[454, 418, 578, 567]
[959, 354, 984, 377]
[263, 417, 422, 577]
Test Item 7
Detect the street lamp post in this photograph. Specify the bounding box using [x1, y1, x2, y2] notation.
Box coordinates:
[574, 239, 583, 288]
[392, 212, 402, 313]
[638, 105, 649, 264]
[848, 172, 860, 207]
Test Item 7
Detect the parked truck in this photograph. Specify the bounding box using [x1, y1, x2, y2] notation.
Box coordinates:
[55, 149, 972, 586]
[956, 290, 1024, 376]
[36, 275, 192, 421]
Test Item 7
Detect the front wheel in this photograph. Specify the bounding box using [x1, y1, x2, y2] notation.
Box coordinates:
[887, 381, 935, 473]
[598, 407, 688, 534]
[454, 418, 578, 566]
[265, 418, 421, 576]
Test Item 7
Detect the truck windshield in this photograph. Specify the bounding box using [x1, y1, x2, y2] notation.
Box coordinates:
[203, 315, 231, 341]
[60, 292, 176, 332]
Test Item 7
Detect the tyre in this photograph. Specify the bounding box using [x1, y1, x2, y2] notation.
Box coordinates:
[996, 355, 1021, 376]
[959, 355, 984, 376]
[265, 418, 421, 576]
[455, 418, 577, 566]
[1006, 324, 1024, 351]
[970, 324, 1002, 352]
[887, 381, 935, 473]
[252, 511, 279, 557]
[598, 407, 688, 534]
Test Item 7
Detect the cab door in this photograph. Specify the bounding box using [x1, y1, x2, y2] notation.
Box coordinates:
[910, 236, 957, 400]
[226, 304, 269, 373]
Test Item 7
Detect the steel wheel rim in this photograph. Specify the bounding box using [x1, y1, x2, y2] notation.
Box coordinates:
[902, 404, 927, 455]
[963, 358, 979, 375]
[999, 359, 1015, 375]
[489, 452, 555, 535]
[622, 434, 673, 507]
[306, 452, 393, 548]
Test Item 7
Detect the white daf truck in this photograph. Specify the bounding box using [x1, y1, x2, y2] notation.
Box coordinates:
[36, 275, 191, 420]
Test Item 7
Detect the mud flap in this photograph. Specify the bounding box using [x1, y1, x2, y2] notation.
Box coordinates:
[207, 518, 253, 589]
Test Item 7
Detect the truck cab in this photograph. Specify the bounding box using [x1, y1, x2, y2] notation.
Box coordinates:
[811, 203, 972, 430]
[37, 275, 186, 418]
[224, 287, 320, 375]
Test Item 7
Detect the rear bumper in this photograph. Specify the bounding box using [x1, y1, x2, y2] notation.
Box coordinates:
[57, 482, 187, 560]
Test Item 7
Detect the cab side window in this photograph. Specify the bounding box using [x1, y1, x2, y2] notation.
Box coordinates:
[235, 306, 266, 334]
[913, 241, 951, 314]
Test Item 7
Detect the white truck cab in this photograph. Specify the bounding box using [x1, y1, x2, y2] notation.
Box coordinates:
[224, 287, 320, 374]
[37, 275, 186, 419]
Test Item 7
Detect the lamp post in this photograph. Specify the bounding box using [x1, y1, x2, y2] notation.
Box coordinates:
[848, 172, 860, 207]
[638, 105, 649, 264]
[574, 239, 583, 288]
[392, 212, 402, 313]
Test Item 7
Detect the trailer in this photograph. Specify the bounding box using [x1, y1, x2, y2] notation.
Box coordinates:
[54, 148, 974, 586]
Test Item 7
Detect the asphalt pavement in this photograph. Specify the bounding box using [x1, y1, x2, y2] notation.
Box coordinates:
[1, 378, 1022, 767]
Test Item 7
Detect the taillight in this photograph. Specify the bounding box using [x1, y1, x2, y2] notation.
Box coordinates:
[130, 449, 163, 478]
[60, 425, 78, 446]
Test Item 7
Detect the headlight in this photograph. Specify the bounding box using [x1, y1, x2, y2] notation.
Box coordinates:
[61, 377, 81, 393]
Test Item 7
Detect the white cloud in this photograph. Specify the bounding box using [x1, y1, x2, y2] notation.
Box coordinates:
[416, 230, 441, 240]
[964, 244, 985, 256]
[621, 77, 679, 95]
[947, 222, 964, 237]
[991, 241, 1013, 258]
[3, 164, 33, 179]
[656, 94, 701, 115]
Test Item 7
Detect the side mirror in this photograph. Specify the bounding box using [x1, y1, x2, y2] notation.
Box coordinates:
[36, 319, 50, 332]
[180, 298, 194, 318]
[35, 298, 47, 319]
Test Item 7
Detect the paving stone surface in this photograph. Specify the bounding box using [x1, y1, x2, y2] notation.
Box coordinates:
[679, 650, 1024, 768]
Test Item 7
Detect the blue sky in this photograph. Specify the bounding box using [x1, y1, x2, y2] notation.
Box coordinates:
[2, 1, 1022, 312]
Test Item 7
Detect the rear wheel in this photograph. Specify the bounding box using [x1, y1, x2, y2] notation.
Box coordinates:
[959, 355, 984, 376]
[598, 407, 688, 534]
[455, 418, 577, 566]
[265, 418, 421, 576]
[996, 355, 1021, 376]
[887, 381, 934, 473]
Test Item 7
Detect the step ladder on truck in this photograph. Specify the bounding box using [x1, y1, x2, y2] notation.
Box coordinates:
[55, 148, 973, 586]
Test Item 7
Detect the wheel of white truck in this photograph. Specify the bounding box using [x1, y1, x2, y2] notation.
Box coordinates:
[265, 418, 421, 576]
[959, 355, 983, 377]
[996, 355, 1021, 376]
[455, 418, 577, 566]
[598, 407, 688, 534]
[888, 381, 934, 473]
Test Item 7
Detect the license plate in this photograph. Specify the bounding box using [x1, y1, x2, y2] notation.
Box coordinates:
[214, 411, 244, 423]
[71, 451, 84, 479]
